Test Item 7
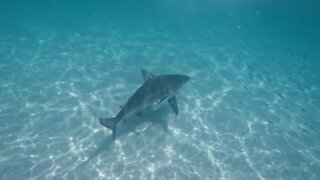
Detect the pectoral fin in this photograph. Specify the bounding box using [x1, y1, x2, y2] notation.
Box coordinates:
[168, 97, 178, 115]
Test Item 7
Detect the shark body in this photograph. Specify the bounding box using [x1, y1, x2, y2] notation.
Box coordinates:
[99, 69, 190, 140]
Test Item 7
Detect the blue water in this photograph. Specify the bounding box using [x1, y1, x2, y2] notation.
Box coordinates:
[1, 0, 320, 179]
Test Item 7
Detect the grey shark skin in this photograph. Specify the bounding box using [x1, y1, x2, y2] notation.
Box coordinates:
[99, 69, 190, 140]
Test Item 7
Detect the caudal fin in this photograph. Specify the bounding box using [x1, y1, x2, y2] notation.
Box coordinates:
[99, 117, 117, 140]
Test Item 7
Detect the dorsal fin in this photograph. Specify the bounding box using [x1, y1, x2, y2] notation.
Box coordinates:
[141, 69, 156, 82]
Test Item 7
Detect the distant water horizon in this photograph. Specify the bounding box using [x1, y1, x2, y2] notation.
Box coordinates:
[1, 0, 319, 179]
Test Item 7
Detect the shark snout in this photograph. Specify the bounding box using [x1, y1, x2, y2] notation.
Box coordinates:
[185, 75, 190, 82]
[175, 75, 190, 89]
[181, 75, 190, 83]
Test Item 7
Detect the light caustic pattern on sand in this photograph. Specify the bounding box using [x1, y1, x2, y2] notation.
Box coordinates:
[1, 21, 320, 180]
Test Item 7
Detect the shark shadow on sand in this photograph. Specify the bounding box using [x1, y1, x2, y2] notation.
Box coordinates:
[79, 105, 171, 168]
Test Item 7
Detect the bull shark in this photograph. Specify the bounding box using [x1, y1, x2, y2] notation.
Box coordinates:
[99, 69, 190, 140]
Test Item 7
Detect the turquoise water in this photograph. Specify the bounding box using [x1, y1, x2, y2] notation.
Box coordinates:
[1, 0, 320, 179]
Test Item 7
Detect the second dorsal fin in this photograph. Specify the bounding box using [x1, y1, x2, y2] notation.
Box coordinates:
[141, 69, 156, 82]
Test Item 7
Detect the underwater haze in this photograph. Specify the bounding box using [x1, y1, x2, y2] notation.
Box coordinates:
[1, 0, 320, 179]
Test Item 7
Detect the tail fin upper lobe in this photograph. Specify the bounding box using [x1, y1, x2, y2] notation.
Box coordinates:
[99, 117, 117, 140]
